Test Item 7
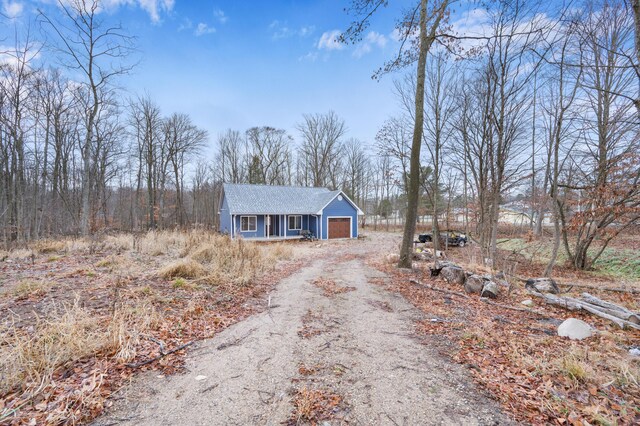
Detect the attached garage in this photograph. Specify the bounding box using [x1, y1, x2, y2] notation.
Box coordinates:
[328, 217, 351, 239]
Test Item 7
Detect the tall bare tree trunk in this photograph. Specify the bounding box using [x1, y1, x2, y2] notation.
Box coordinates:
[399, 0, 448, 268]
[633, 0, 640, 116]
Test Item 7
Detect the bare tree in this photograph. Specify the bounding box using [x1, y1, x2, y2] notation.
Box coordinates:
[163, 113, 207, 226]
[216, 129, 245, 183]
[343, 0, 451, 268]
[423, 51, 455, 252]
[558, 0, 639, 270]
[39, 0, 135, 235]
[245, 126, 292, 186]
[128, 95, 162, 229]
[297, 111, 346, 188]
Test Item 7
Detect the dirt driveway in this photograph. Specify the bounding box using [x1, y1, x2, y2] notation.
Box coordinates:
[95, 233, 511, 425]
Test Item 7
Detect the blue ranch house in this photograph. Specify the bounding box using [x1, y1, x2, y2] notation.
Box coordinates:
[219, 183, 363, 240]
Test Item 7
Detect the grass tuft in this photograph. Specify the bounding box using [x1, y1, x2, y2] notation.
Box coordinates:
[159, 259, 206, 279]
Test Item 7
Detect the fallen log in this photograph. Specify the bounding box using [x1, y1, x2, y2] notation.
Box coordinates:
[558, 282, 640, 294]
[511, 274, 640, 294]
[409, 279, 470, 299]
[580, 293, 640, 324]
[480, 298, 554, 319]
[528, 291, 640, 331]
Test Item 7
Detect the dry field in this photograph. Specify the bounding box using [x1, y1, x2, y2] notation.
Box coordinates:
[0, 231, 303, 425]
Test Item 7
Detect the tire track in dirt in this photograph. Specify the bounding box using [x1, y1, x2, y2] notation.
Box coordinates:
[94, 237, 512, 425]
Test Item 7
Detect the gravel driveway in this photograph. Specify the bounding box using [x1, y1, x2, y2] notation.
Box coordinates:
[94, 233, 512, 425]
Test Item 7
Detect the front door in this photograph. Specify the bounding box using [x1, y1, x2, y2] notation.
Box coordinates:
[268, 215, 277, 236]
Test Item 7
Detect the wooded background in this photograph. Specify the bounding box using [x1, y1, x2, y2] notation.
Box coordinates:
[1, 0, 638, 274]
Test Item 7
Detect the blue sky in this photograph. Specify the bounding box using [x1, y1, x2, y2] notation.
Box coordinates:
[3, 0, 485, 154]
[126, 0, 410, 152]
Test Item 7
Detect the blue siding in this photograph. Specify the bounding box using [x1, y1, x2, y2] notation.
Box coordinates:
[321, 195, 358, 239]
[219, 194, 231, 234]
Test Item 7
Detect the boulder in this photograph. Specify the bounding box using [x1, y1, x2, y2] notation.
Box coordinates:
[386, 253, 400, 264]
[557, 318, 593, 340]
[441, 266, 466, 285]
[481, 281, 500, 298]
[464, 274, 485, 294]
[521, 299, 534, 307]
[525, 277, 560, 294]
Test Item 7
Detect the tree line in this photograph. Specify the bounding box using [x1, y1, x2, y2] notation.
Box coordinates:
[1, 0, 639, 277]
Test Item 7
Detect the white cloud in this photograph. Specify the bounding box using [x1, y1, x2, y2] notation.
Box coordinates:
[99, 0, 174, 24]
[269, 20, 291, 39]
[269, 21, 315, 40]
[195, 22, 216, 36]
[2, 0, 23, 19]
[317, 30, 343, 51]
[298, 51, 318, 62]
[353, 31, 387, 58]
[178, 17, 193, 32]
[299, 25, 315, 37]
[213, 8, 227, 24]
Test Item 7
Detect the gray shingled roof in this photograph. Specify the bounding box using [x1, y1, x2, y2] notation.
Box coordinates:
[222, 183, 343, 215]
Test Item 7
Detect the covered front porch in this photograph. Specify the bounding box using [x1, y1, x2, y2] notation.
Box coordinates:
[231, 214, 320, 240]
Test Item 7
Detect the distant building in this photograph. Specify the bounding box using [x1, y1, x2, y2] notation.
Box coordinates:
[219, 183, 363, 240]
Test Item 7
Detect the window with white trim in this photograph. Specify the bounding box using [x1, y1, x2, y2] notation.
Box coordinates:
[288, 215, 302, 230]
[240, 216, 257, 232]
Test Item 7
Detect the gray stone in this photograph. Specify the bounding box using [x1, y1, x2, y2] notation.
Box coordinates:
[464, 274, 485, 294]
[521, 299, 534, 307]
[441, 266, 466, 285]
[481, 281, 499, 298]
[525, 277, 560, 294]
[557, 318, 593, 340]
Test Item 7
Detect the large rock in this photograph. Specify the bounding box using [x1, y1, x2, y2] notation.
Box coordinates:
[526, 277, 560, 294]
[441, 266, 466, 285]
[481, 281, 500, 298]
[464, 274, 485, 294]
[386, 253, 400, 264]
[557, 318, 593, 340]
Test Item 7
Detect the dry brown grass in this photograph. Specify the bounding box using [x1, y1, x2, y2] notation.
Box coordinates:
[9, 248, 34, 260]
[32, 239, 66, 254]
[0, 229, 301, 424]
[159, 259, 206, 279]
[0, 298, 161, 397]
[0, 301, 107, 395]
[10, 280, 50, 299]
[264, 243, 294, 262]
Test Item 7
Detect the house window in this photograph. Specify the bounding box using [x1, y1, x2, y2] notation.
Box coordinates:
[288, 215, 302, 230]
[241, 216, 257, 232]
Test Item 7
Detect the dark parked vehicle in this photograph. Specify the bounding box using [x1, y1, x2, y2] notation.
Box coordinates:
[418, 230, 468, 247]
